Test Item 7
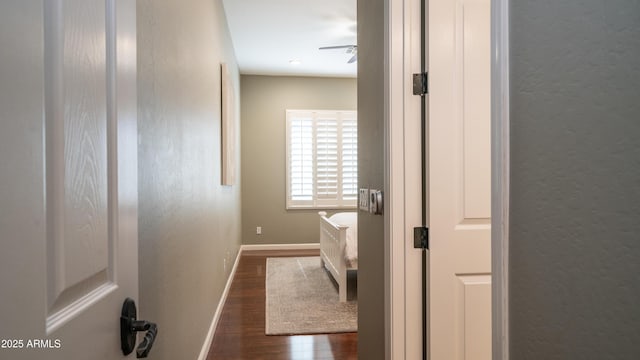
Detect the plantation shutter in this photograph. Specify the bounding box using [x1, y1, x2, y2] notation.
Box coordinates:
[341, 114, 358, 201]
[288, 114, 314, 203]
[316, 116, 339, 200]
[286, 110, 357, 209]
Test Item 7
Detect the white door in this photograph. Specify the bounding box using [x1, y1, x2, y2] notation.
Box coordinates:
[0, 0, 138, 359]
[427, 0, 492, 358]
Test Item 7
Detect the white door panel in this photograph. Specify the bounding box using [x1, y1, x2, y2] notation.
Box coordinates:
[46, 0, 111, 328]
[428, 0, 491, 357]
[0, 0, 138, 358]
[456, 275, 492, 360]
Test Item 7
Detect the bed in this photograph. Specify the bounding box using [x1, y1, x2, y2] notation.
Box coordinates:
[318, 211, 358, 302]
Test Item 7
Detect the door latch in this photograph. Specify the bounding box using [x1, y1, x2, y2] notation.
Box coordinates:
[369, 189, 383, 215]
[121, 298, 158, 358]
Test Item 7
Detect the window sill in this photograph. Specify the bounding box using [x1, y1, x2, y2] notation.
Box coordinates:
[286, 206, 357, 211]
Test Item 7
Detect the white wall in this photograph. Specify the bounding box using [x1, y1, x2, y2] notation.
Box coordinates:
[137, 0, 242, 359]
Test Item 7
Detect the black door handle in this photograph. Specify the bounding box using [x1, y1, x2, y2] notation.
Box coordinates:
[121, 298, 158, 358]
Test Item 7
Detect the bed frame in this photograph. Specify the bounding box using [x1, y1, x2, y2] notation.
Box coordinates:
[318, 211, 356, 302]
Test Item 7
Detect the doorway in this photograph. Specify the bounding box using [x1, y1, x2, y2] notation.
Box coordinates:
[384, 0, 495, 358]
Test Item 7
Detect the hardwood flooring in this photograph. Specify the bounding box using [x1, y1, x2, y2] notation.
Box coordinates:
[206, 250, 358, 360]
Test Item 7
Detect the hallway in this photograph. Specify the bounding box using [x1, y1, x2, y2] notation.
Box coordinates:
[207, 250, 357, 359]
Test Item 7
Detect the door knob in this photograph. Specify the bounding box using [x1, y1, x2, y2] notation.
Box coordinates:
[121, 298, 158, 358]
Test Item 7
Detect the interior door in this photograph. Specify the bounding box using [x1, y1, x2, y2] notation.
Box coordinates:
[427, 0, 492, 358]
[0, 0, 138, 359]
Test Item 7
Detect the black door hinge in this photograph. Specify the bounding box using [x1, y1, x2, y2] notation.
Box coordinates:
[412, 72, 428, 96]
[414, 226, 429, 249]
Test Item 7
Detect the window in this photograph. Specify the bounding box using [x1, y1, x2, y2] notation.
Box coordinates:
[286, 109, 357, 209]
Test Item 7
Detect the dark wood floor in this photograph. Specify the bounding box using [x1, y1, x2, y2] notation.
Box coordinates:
[206, 250, 358, 360]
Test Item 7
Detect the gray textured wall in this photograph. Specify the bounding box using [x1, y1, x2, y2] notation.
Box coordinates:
[137, 0, 242, 359]
[509, 1, 640, 358]
[0, 0, 47, 355]
[240, 75, 357, 245]
[357, 0, 386, 358]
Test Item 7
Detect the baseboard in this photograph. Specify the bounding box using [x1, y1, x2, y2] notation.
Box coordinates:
[197, 248, 242, 360]
[240, 243, 320, 251]
[197, 243, 320, 359]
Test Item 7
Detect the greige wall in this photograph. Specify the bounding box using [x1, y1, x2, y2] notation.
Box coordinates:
[137, 1, 241, 359]
[357, 0, 386, 358]
[241, 75, 357, 245]
[510, 0, 640, 358]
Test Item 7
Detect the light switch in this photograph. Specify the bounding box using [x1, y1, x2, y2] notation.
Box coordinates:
[359, 188, 369, 211]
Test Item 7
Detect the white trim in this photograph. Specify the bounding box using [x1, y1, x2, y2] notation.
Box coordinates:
[197, 248, 243, 360]
[385, 0, 412, 358]
[386, 0, 424, 357]
[239, 243, 320, 252]
[46, 282, 117, 334]
[401, 0, 426, 357]
[491, 0, 510, 358]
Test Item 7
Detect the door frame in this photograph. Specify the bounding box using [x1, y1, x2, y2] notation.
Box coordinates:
[384, 0, 421, 358]
[491, 0, 510, 358]
[384, 0, 510, 358]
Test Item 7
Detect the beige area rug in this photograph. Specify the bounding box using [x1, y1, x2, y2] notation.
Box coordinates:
[265, 256, 357, 335]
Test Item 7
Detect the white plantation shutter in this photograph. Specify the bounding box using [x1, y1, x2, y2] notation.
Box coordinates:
[316, 116, 338, 200]
[341, 114, 358, 201]
[289, 115, 314, 201]
[286, 110, 357, 209]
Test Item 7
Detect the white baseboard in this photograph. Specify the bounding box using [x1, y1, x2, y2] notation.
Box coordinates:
[197, 243, 320, 359]
[197, 248, 242, 360]
[240, 243, 320, 251]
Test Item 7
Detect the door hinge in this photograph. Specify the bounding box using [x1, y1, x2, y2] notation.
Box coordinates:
[412, 72, 428, 96]
[414, 226, 429, 249]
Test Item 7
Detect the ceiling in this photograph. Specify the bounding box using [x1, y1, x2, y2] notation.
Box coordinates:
[221, 0, 357, 78]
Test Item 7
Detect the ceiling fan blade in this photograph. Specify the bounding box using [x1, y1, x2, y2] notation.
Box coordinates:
[319, 45, 356, 50]
[348, 54, 357, 64]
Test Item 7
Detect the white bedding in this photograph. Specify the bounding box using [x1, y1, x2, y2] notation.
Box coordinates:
[328, 212, 358, 268]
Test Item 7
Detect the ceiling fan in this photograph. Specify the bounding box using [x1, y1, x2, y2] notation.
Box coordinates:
[319, 45, 358, 64]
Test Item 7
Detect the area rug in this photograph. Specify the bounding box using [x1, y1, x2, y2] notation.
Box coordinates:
[265, 256, 357, 335]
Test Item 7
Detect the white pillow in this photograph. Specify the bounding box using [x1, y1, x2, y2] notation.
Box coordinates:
[329, 212, 357, 229]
